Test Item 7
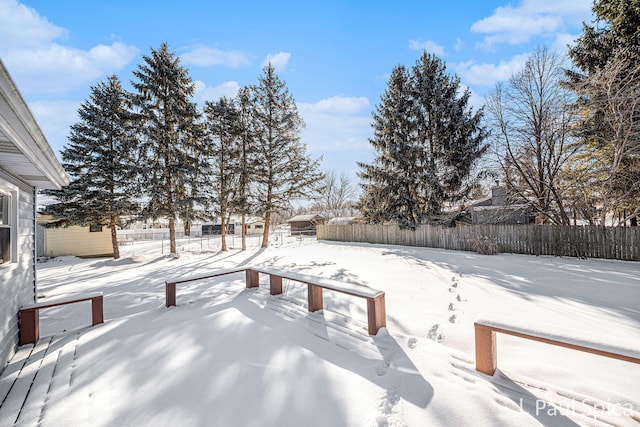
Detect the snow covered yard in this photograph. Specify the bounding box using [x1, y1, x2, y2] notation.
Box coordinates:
[1, 237, 639, 426]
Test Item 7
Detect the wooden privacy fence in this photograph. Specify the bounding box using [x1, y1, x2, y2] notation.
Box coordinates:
[317, 223, 640, 261]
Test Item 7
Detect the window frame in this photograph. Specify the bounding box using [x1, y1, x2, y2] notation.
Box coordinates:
[0, 179, 18, 267]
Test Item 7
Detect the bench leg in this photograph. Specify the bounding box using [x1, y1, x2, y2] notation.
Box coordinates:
[246, 270, 259, 288]
[308, 284, 323, 312]
[166, 282, 176, 307]
[270, 275, 283, 295]
[91, 295, 104, 325]
[20, 309, 39, 345]
[367, 295, 386, 335]
[475, 323, 497, 375]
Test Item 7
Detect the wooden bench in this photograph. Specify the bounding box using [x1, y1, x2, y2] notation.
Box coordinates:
[165, 266, 386, 335]
[165, 268, 259, 307]
[19, 292, 104, 345]
[474, 314, 640, 376]
[251, 267, 386, 335]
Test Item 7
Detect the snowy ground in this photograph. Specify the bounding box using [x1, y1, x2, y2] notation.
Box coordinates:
[2, 235, 639, 426]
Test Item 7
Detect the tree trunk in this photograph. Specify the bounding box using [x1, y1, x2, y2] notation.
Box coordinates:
[220, 216, 227, 251]
[261, 210, 271, 248]
[241, 213, 246, 251]
[169, 218, 177, 255]
[110, 216, 120, 259]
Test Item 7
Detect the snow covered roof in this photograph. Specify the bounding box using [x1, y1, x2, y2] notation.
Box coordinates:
[287, 214, 325, 222]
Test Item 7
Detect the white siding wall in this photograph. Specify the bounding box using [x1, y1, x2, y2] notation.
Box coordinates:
[45, 225, 113, 257]
[0, 174, 35, 368]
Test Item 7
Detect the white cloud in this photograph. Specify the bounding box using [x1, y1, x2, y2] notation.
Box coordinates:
[262, 52, 291, 72]
[302, 96, 370, 115]
[298, 96, 372, 153]
[0, 1, 138, 94]
[180, 46, 250, 68]
[408, 39, 445, 56]
[193, 80, 240, 104]
[454, 53, 531, 87]
[470, 0, 592, 49]
[5, 42, 139, 94]
[454, 38, 464, 52]
[0, 0, 67, 49]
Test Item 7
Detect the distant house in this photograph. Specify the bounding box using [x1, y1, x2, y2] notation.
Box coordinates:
[469, 186, 533, 225]
[244, 218, 265, 235]
[0, 60, 69, 369]
[287, 214, 325, 235]
[37, 215, 114, 258]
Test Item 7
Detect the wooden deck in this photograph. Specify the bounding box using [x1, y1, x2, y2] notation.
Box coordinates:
[0, 332, 80, 427]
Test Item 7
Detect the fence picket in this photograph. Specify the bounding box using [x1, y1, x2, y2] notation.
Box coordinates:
[316, 223, 639, 261]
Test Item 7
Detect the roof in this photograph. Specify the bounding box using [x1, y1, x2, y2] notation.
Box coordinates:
[287, 214, 325, 223]
[0, 60, 69, 190]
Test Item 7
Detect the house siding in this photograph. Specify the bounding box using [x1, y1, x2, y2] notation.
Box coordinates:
[0, 175, 35, 369]
[44, 225, 113, 257]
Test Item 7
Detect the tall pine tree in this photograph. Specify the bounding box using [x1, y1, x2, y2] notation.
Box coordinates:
[42, 74, 138, 259]
[131, 43, 205, 256]
[359, 53, 487, 229]
[235, 86, 258, 250]
[250, 64, 324, 247]
[203, 97, 241, 251]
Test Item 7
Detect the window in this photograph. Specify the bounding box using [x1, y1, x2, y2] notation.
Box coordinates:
[0, 192, 10, 264]
[89, 224, 103, 232]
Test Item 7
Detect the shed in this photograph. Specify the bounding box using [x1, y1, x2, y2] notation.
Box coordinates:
[0, 59, 69, 369]
[244, 218, 265, 235]
[287, 214, 325, 235]
[37, 215, 114, 258]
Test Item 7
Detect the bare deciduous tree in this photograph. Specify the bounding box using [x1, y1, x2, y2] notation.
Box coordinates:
[486, 46, 575, 224]
[319, 170, 357, 218]
[571, 55, 640, 225]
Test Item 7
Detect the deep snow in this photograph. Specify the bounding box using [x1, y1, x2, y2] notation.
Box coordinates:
[1, 235, 639, 426]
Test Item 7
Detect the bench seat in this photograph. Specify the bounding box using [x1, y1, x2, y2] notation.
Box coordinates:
[20, 292, 104, 345]
[165, 266, 386, 335]
[474, 313, 640, 376]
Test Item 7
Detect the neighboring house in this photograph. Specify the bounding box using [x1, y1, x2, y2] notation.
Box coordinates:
[0, 60, 69, 369]
[287, 214, 326, 235]
[469, 186, 533, 225]
[37, 215, 113, 258]
[244, 217, 265, 235]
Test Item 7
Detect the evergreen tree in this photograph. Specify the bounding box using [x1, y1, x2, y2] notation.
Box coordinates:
[567, 0, 640, 225]
[250, 64, 324, 247]
[568, 0, 640, 76]
[358, 53, 487, 229]
[131, 43, 205, 256]
[203, 97, 241, 251]
[235, 86, 258, 250]
[358, 65, 417, 227]
[42, 75, 138, 259]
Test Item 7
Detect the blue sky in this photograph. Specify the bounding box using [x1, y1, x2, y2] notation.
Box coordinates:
[0, 0, 593, 183]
